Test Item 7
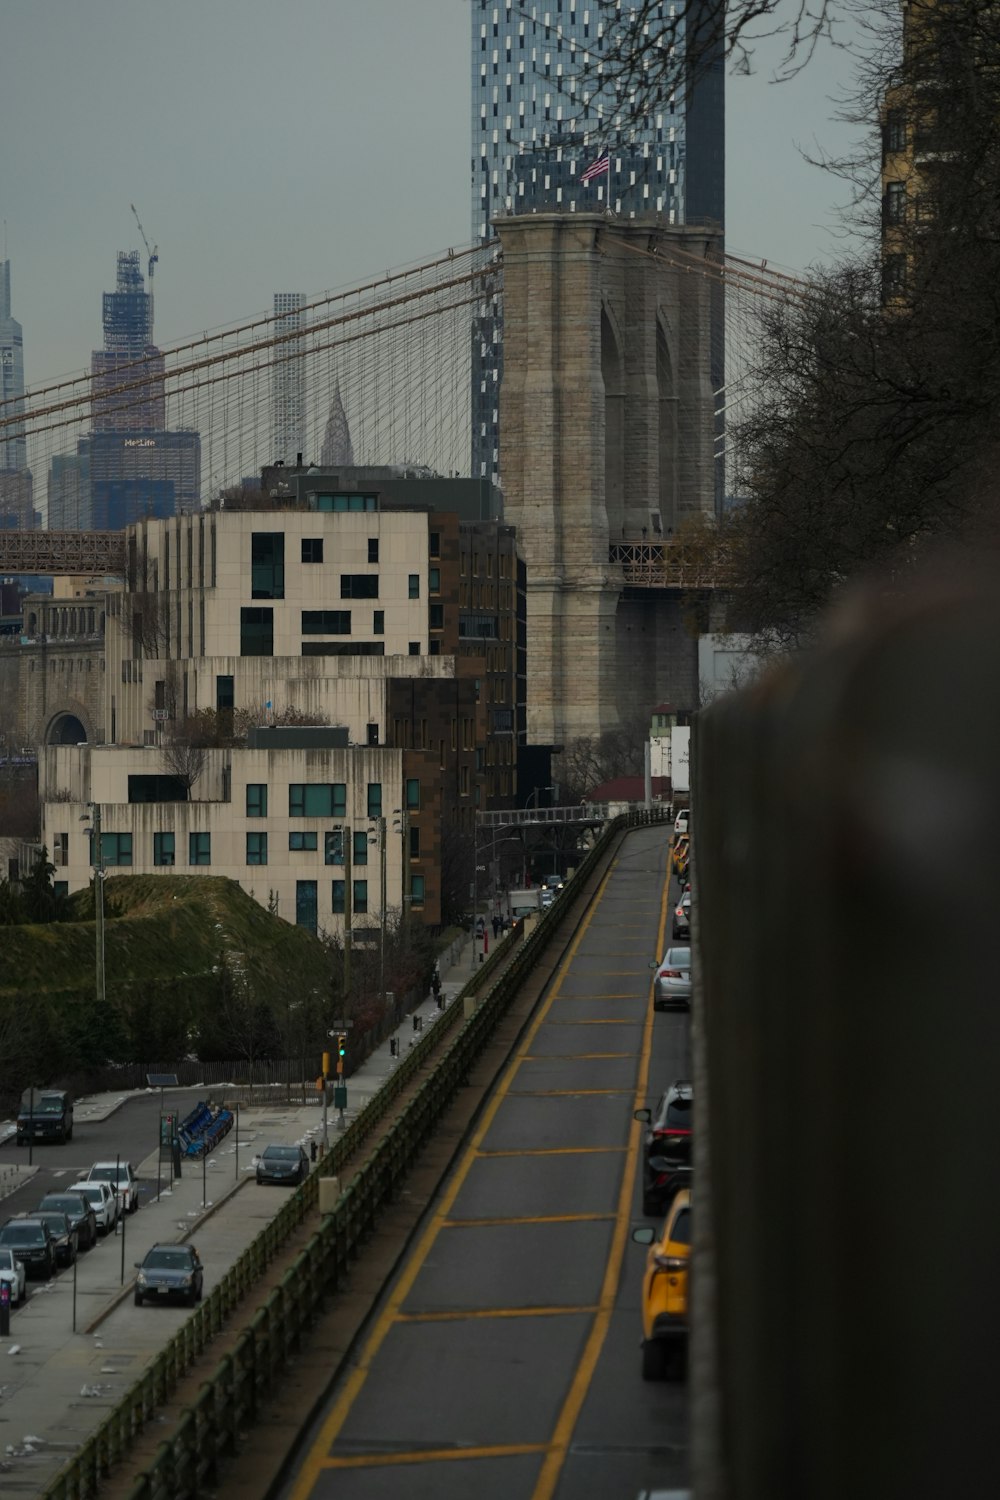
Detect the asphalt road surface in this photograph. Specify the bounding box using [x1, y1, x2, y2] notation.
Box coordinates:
[278, 823, 690, 1500]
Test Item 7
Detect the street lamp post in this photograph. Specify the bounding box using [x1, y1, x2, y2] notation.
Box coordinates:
[392, 809, 410, 946]
[369, 817, 387, 1016]
[81, 802, 106, 1008]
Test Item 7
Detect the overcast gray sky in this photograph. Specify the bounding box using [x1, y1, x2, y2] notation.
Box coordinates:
[2, 0, 864, 388]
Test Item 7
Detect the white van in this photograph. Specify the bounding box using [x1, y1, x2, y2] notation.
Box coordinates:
[674, 809, 689, 836]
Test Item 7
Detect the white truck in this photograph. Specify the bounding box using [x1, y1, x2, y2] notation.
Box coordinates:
[508, 888, 543, 920]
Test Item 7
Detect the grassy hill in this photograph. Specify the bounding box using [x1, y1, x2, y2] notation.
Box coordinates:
[0, 876, 331, 1106]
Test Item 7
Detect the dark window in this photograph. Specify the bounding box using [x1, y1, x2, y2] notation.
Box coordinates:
[408, 574, 420, 599]
[289, 831, 318, 851]
[668, 1207, 692, 1246]
[408, 642, 420, 655]
[882, 253, 907, 303]
[301, 538, 324, 563]
[410, 825, 420, 859]
[301, 641, 384, 657]
[127, 774, 188, 803]
[289, 784, 347, 817]
[368, 538, 379, 563]
[429, 531, 440, 558]
[251, 532, 285, 598]
[884, 181, 906, 226]
[429, 640, 441, 656]
[373, 610, 384, 634]
[353, 879, 368, 914]
[429, 567, 441, 593]
[91, 832, 132, 867]
[153, 832, 175, 866]
[325, 830, 344, 865]
[341, 574, 379, 599]
[406, 778, 420, 810]
[189, 832, 211, 866]
[331, 880, 345, 914]
[885, 108, 906, 155]
[367, 783, 382, 817]
[216, 674, 234, 711]
[410, 873, 425, 906]
[246, 783, 268, 817]
[296, 880, 318, 932]
[366, 722, 380, 747]
[246, 832, 268, 865]
[241, 607, 273, 657]
[302, 610, 351, 634]
[429, 604, 444, 629]
[353, 831, 368, 866]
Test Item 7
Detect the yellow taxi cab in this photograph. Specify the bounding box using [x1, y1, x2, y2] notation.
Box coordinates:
[631, 1188, 691, 1379]
[671, 835, 690, 879]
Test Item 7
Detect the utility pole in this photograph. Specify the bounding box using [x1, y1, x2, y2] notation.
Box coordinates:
[343, 830, 352, 1004]
[92, 802, 106, 1007]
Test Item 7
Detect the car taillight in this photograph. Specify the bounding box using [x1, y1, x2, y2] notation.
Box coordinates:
[653, 1254, 689, 1272]
[659, 969, 682, 979]
[653, 1127, 692, 1138]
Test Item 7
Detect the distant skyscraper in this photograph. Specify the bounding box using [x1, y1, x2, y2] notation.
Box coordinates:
[0, 259, 27, 474]
[91, 251, 167, 432]
[272, 292, 307, 465]
[470, 0, 725, 484]
[320, 380, 354, 467]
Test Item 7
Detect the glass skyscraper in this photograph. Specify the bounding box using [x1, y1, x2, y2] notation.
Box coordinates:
[471, 0, 724, 483]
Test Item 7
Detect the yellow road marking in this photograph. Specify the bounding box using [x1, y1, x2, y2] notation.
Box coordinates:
[442, 1212, 615, 1228]
[541, 1017, 643, 1026]
[321, 1442, 548, 1471]
[396, 1303, 599, 1324]
[521, 1051, 632, 1061]
[554, 992, 645, 1000]
[476, 1145, 627, 1158]
[507, 1087, 631, 1097]
[286, 853, 623, 1500]
[529, 840, 671, 1500]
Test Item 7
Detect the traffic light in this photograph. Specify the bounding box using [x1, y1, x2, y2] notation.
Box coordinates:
[336, 1033, 347, 1075]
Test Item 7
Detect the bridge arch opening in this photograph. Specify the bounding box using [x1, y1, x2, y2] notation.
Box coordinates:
[47, 713, 88, 746]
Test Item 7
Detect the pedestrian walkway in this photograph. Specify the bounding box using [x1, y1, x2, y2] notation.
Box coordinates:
[0, 934, 485, 1496]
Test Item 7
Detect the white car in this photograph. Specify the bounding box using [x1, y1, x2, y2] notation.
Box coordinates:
[84, 1161, 140, 1214]
[0, 1246, 27, 1305]
[674, 809, 690, 836]
[68, 1181, 119, 1236]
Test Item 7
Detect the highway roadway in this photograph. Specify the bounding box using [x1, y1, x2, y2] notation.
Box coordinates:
[279, 822, 689, 1500]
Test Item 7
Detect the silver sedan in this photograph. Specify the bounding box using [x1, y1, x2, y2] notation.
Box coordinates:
[652, 946, 692, 1009]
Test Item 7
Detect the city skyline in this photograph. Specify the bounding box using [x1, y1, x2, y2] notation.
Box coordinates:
[0, 2, 864, 397]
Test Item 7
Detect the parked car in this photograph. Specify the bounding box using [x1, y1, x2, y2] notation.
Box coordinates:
[631, 1188, 692, 1379]
[674, 809, 690, 836]
[635, 1081, 693, 1215]
[37, 1192, 99, 1251]
[66, 1180, 118, 1236]
[0, 1218, 56, 1280]
[16, 1089, 73, 1146]
[652, 946, 692, 1010]
[672, 890, 691, 940]
[134, 1244, 204, 1307]
[256, 1144, 310, 1186]
[83, 1161, 140, 1214]
[33, 1210, 78, 1267]
[0, 1246, 27, 1304]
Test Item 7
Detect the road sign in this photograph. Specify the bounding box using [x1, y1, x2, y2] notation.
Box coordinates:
[147, 1072, 179, 1087]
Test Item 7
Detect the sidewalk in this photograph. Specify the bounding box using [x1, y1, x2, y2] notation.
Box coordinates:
[0, 934, 484, 1496]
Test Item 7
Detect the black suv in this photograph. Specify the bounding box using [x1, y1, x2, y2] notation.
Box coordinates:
[635, 1081, 693, 1216]
[16, 1089, 73, 1146]
[0, 1218, 57, 1279]
[37, 1192, 99, 1250]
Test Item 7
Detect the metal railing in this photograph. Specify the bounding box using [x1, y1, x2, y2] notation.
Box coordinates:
[41, 808, 668, 1500]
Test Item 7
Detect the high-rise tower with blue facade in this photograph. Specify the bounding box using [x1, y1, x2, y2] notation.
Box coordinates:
[471, 0, 724, 486]
[0, 258, 35, 528]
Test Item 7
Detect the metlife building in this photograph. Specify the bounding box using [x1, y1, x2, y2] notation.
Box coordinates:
[88, 430, 200, 529]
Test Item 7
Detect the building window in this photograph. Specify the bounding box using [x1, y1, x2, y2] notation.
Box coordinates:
[367, 783, 382, 817]
[241, 607, 273, 657]
[429, 604, 444, 629]
[884, 181, 906, 226]
[251, 532, 285, 599]
[189, 832, 211, 866]
[53, 832, 69, 867]
[882, 253, 907, 303]
[289, 831, 318, 851]
[411, 874, 425, 906]
[153, 832, 175, 866]
[341, 574, 379, 598]
[302, 610, 351, 634]
[296, 880, 318, 932]
[331, 879, 345, 914]
[429, 640, 441, 656]
[216, 674, 234, 711]
[353, 879, 368, 914]
[246, 832, 268, 865]
[408, 642, 420, 655]
[429, 567, 441, 593]
[408, 574, 420, 599]
[885, 107, 905, 156]
[353, 830, 368, 866]
[246, 783, 268, 817]
[91, 832, 132, 867]
[289, 783, 347, 817]
[302, 538, 324, 563]
[410, 825, 420, 859]
[406, 777, 420, 810]
[367, 722, 380, 747]
[429, 531, 440, 558]
[368, 538, 379, 563]
[54, 880, 69, 899]
[325, 829, 344, 865]
[373, 610, 384, 634]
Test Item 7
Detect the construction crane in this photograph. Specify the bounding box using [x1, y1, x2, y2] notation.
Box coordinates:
[130, 202, 159, 322]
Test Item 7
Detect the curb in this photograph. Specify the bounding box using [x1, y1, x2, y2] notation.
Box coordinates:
[83, 1172, 252, 1335]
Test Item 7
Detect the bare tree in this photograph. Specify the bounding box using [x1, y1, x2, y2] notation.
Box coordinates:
[161, 739, 207, 796]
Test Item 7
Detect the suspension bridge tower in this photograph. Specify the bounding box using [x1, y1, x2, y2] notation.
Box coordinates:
[497, 212, 722, 746]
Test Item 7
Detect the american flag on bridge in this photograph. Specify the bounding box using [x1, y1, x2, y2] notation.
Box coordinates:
[580, 153, 610, 184]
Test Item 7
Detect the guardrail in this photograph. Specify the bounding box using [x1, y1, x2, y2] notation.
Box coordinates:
[42, 808, 668, 1500]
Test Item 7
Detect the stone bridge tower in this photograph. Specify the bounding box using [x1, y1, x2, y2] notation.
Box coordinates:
[497, 213, 720, 745]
